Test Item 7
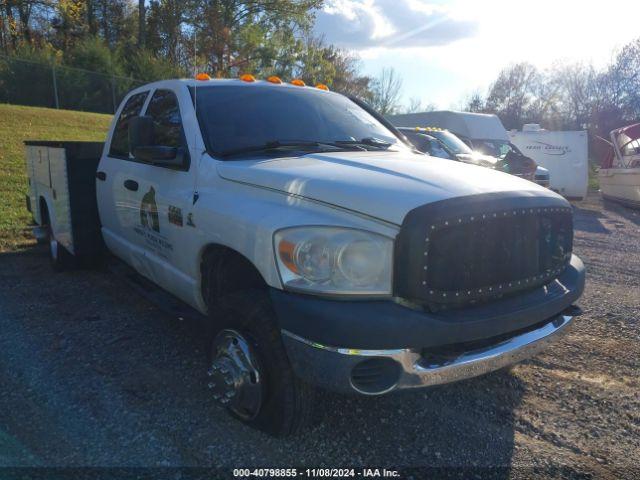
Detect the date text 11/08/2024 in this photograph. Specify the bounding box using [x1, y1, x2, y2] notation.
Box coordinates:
[232, 468, 401, 477]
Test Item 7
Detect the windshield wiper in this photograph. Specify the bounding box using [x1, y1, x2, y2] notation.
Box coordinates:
[333, 137, 394, 150]
[219, 140, 364, 158]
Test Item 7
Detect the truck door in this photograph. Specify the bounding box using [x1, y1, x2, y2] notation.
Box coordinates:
[96, 90, 150, 265]
[121, 88, 197, 299]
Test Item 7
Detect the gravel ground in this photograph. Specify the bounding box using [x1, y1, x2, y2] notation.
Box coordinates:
[0, 193, 638, 478]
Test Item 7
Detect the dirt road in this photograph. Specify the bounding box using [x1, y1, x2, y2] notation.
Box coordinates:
[0, 194, 638, 478]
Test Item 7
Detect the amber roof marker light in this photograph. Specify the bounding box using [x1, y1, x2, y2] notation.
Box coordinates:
[267, 75, 283, 84]
[290, 79, 306, 87]
[240, 74, 256, 82]
[195, 73, 211, 81]
[315, 83, 329, 91]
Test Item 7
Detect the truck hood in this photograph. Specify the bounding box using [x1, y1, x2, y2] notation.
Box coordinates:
[216, 151, 550, 225]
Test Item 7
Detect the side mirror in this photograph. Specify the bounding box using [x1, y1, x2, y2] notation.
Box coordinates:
[129, 115, 187, 168]
[133, 145, 185, 167]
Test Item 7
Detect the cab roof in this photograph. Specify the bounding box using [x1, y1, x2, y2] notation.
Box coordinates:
[129, 77, 332, 93]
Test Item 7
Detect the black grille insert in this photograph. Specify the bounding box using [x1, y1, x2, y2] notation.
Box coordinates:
[394, 192, 573, 307]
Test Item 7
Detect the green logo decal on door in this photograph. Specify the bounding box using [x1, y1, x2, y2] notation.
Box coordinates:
[140, 186, 160, 232]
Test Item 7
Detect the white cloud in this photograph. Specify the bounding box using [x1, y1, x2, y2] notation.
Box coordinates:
[317, 0, 640, 109]
[314, 0, 477, 49]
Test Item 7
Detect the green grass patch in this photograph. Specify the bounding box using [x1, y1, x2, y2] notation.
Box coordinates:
[588, 158, 600, 191]
[0, 104, 111, 251]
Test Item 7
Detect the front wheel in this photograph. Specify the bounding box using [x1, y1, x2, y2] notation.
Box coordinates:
[206, 290, 314, 436]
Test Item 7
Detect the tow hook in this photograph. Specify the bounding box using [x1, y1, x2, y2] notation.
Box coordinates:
[208, 329, 263, 420]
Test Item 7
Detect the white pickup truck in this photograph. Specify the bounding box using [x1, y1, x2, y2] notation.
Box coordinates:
[25, 77, 585, 436]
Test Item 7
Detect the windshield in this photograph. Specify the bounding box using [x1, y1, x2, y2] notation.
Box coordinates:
[431, 131, 472, 155]
[472, 139, 520, 159]
[192, 85, 408, 158]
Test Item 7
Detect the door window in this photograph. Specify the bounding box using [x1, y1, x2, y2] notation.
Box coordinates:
[109, 91, 148, 158]
[146, 89, 186, 149]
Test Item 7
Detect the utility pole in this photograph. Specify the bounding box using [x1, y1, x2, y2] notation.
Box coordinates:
[52, 64, 59, 109]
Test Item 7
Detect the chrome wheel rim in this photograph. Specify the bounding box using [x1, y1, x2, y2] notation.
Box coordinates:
[207, 329, 263, 420]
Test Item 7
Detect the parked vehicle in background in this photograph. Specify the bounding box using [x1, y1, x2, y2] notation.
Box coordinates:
[398, 127, 498, 168]
[25, 76, 584, 437]
[599, 122, 640, 208]
[398, 126, 549, 184]
[509, 124, 587, 200]
[390, 111, 547, 186]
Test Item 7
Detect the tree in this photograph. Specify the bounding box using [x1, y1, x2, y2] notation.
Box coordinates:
[145, 0, 192, 66]
[51, 0, 88, 50]
[188, 0, 321, 77]
[460, 91, 485, 113]
[315, 45, 373, 100]
[544, 63, 598, 129]
[0, 0, 380, 114]
[608, 38, 640, 122]
[1, 0, 55, 51]
[405, 96, 422, 113]
[137, 0, 144, 47]
[370, 67, 403, 115]
[484, 63, 544, 128]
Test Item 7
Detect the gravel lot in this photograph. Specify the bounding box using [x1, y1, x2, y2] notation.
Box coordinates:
[0, 193, 638, 478]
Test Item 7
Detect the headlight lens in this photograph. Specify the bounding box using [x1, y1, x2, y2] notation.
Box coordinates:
[274, 227, 393, 296]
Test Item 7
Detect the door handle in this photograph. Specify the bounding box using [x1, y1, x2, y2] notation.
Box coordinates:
[96, 171, 106, 181]
[124, 179, 139, 191]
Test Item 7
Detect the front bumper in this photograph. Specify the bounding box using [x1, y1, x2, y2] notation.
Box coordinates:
[272, 254, 585, 395]
[282, 313, 574, 395]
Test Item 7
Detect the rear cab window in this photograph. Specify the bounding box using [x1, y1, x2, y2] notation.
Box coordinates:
[109, 91, 149, 159]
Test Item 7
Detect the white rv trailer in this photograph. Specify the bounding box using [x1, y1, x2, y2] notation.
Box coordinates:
[509, 125, 588, 200]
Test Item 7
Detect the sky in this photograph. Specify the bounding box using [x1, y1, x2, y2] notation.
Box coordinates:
[313, 0, 640, 109]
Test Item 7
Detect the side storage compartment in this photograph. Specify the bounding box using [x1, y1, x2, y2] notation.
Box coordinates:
[65, 142, 105, 261]
[24, 144, 50, 225]
[24, 141, 105, 263]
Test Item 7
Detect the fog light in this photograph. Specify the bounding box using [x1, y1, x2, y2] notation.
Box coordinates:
[350, 358, 402, 395]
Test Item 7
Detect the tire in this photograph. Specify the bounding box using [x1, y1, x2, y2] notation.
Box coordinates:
[46, 224, 74, 272]
[207, 289, 315, 437]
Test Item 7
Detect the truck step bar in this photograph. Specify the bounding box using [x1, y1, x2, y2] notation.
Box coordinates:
[106, 256, 206, 324]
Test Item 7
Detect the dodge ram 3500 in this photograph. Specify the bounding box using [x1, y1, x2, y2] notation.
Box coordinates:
[25, 76, 585, 436]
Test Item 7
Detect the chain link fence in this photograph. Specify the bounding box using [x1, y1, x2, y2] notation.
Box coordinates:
[0, 54, 146, 114]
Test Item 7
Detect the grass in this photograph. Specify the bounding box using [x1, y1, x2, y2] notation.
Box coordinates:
[588, 158, 600, 191]
[0, 104, 111, 251]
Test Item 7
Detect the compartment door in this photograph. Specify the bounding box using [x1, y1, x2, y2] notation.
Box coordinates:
[48, 147, 74, 253]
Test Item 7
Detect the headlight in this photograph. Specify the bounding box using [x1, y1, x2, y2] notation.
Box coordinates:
[274, 227, 393, 296]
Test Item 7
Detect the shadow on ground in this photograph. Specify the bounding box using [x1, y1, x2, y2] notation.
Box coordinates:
[0, 246, 523, 475]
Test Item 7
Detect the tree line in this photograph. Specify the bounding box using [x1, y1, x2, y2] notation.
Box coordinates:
[4, 0, 638, 135]
[461, 37, 640, 155]
[0, 0, 407, 113]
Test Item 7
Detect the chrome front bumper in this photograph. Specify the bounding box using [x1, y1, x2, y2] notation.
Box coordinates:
[282, 314, 573, 395]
